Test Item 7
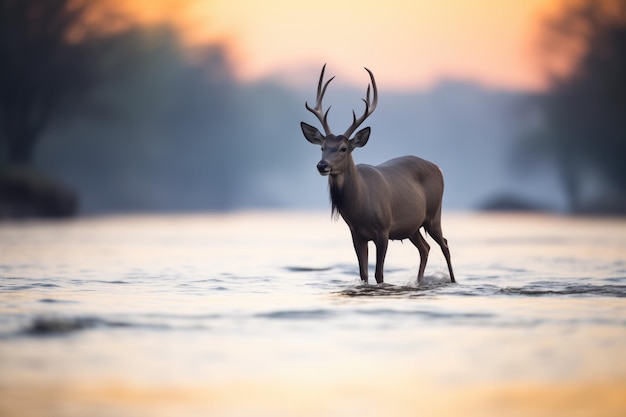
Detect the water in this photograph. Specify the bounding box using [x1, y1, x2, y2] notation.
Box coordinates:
[1, 212, 625, 417]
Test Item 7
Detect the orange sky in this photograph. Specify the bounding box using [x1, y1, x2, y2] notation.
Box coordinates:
[110, 0, 562, 91]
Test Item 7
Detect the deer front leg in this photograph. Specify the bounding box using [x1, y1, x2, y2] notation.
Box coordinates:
[374, 236, 389, 284]
[351, 232, 369, 283]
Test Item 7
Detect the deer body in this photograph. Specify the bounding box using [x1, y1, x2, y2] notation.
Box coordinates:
[333, 156, 441, 240]
[301, 65, 455, 284]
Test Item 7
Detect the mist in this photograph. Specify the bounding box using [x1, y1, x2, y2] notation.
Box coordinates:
[3, 0, 624, 217]
[13, 24, 563, 216]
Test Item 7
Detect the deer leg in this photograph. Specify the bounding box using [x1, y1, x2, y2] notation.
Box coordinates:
[409, 230, 430, 283]
[425, 223, 455, 283]
[374, 236, 389, 284]
[351, 232, 369, 283]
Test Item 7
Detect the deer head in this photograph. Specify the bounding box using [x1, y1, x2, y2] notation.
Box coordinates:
[301, 65, 378, 176]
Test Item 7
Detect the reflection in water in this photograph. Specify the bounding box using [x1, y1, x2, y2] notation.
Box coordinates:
[0, 212, 625, 416]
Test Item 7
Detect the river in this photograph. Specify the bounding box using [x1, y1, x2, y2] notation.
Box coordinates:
[1, 211, 625, 416]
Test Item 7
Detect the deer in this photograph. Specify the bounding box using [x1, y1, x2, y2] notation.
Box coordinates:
[300, 65, 455, 284]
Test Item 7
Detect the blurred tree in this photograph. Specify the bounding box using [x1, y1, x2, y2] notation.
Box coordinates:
[35, 25, 261, 212]
[0, 0, 99, 166]
[522, 0, 626, 213]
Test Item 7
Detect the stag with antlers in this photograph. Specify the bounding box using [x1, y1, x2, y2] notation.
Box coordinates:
[300, 65, 455, 284]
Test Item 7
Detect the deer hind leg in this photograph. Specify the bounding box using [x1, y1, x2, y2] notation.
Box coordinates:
[409, 230, 430, 283]
[425, 221, 456, 283]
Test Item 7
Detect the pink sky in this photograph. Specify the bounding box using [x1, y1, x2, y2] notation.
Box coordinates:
[112, 0, 561, 91]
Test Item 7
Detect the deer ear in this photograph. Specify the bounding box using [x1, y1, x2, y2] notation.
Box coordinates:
[351, 127, 370, 148]
[301, 122, 325, 145]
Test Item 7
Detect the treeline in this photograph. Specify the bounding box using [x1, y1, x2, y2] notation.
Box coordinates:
[2, 0, 624, 216]
[517, 0, 626, 214]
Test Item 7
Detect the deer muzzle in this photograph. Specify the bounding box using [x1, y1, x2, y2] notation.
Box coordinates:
[317, 160, 331, 176]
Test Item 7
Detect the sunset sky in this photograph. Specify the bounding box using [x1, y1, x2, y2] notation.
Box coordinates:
[111, 0, 562, 90]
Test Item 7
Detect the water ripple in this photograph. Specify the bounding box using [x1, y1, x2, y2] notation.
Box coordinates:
[337, 282, 453, 298]
[499, 284, 626, 297]
[1, 281, 63, 291]
[255, 309, 335, 320]
[284, 266, 333, 273]
[334, 281, 626, 299]
[356, 308, 494, 320]
[38, 298, 78, 304]
[16, 315, 193, 337]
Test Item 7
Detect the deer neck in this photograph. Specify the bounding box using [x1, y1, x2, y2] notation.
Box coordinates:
[328, 155, 363, 219]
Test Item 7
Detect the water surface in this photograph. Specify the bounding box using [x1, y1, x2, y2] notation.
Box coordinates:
[1, 212, 625, 416]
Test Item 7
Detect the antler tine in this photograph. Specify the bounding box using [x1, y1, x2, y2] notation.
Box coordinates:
[343, 67, 378, 138]
[305, 64, 335, 135]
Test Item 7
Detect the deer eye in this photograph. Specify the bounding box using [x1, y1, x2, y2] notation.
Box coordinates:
[340, 147, 347, 153]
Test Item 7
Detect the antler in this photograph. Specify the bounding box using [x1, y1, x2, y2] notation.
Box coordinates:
[305, 64, 335, 135]
[343, 67, 378, 139]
